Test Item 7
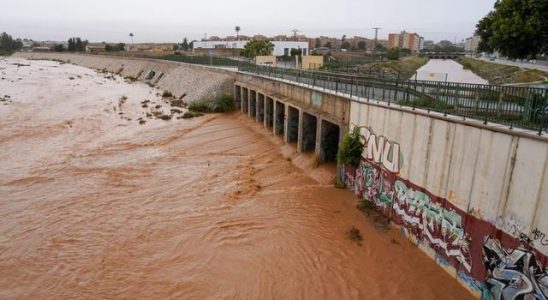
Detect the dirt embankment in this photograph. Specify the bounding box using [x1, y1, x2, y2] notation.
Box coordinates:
[456, 56, 548, 85]
[13, 52, 236, 102]
[366, 55, 429, 79]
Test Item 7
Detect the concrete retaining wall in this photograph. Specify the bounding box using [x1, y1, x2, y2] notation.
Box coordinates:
[14, 53, 236, 102]
[345, 100, 548, 299]
[235, 73, 350, 126]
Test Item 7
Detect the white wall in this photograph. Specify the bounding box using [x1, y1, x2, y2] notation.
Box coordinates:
[193, 40, 308, 57]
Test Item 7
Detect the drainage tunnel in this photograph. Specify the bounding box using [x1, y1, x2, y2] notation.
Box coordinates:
[275, 101, 285, 136]
[302, 112, 317, 152]
[249, 90, 257, 118]
[287, 106, 299, 144]
[258, 93, 265, 123]
[234, 86, 241, 111]
[242, 88, 249, 114]
[320, 120, 340, 163]
[266, 97, 274, 128]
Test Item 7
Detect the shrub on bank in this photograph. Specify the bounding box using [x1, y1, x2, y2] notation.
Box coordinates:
[337, 127, 363, 167]
[188, 95, 234, 113]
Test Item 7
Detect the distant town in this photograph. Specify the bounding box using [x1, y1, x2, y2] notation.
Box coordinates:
[11, 31, 482, 57]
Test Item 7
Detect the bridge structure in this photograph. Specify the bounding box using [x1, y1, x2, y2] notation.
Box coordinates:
[423, 52, 466, 59]
[233, 63, 548, 300]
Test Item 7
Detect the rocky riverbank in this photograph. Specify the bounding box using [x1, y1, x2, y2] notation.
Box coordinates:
[13, 52, 236, 103]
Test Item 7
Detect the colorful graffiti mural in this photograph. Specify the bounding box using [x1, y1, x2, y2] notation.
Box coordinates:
[393, 178, 472, 272]
[483, 237, 548, 300]
[342, 126, 548, 299]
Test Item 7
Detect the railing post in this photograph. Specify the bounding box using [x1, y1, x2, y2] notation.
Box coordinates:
[497, 88, 503, 118]
[350, 77, 353, 98]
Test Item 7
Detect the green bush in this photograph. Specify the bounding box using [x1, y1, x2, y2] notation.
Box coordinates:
[337, 127, 363, 167]
[188, 94, 234, 113]
[386, 48, 401, 60]
[162, 91, 173, 98]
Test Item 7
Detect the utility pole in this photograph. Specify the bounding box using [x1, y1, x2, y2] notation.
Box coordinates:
[291, 29, 300, 41]
[372, 27, 381, 49]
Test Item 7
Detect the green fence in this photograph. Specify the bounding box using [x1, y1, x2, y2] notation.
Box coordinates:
[160, 54, 241, 66]
[239, 63, 548, 135]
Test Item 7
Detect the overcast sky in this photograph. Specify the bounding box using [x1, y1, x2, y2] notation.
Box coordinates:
[1, 0, 496, 43]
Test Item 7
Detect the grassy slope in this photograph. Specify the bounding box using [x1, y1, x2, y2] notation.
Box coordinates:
[367, 55, 429, 79]
[456, 57, 548, 85]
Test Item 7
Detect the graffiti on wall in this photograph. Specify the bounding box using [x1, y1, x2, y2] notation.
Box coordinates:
[393, 179, 472, 272]
[347, 160, 472, 272]
[342, 125, 548, 299]
[483, 236, 548, 299]
[356, 126, 403, 173]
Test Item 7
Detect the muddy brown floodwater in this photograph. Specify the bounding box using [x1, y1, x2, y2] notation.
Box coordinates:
[0, 58, 475, 299]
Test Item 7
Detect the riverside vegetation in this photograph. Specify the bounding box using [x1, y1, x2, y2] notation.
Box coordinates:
[457, 57, 548, 85]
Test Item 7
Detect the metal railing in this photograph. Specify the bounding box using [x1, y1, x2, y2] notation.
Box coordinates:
[159, 54, 243, 66]
[238, 63, 548, 135]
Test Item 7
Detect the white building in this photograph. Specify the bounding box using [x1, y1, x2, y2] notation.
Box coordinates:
[193, 40, 309, 56]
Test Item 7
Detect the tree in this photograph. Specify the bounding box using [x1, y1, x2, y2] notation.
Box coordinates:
[67, 37, 87, 52]
[235, 26, 241, 40]
[324, 42, 332, 49]
[341, 42, 351, 50]
[475, 0, 548, 59]
[357, 41, 366, 50]
[181, 37, 190, 51]
[67, 38, 76, 52]
[375, 43, 386, 52]
[105, 43, 125, 52]
[314, 38, 321, 49]
[386, 47, 400, 60]
[0, 32, 23, 54]
[52, 44, 65, 52]
[290, 48, 303, 57]
[240, 39, 274, 58]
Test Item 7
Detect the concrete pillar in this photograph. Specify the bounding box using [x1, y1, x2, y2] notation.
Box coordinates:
[263, 95, 268, 128]
[315, 116, 323, 160]
[297, 109, 303, 152]
[240, 86, 245, 113]
[248, 90, 253, 119]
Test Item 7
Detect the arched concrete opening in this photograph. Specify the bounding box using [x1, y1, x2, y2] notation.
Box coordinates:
[234, 85, 241, 111]
[275, 101, 285, 136]
[258, 93, 265, 124]
[250, 90, 257, 119]
[287, 106, 299, 144]
[320, 120, 340, 163]
[242, 88, 249, 114]
[265, 97, 274, 128]
[301, 112, 317, 152]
